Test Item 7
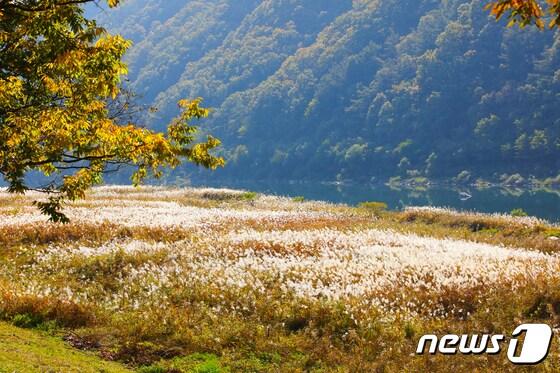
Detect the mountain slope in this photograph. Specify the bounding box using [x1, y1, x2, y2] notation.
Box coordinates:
[93, 0, 560, 182]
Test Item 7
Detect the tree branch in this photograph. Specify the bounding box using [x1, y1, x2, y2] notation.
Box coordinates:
[1, 0, 97, 12]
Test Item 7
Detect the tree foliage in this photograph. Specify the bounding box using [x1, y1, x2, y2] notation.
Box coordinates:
[99, 0, 559, 184]
[485, 0, 560, 29]
[0, 0, 224, 221]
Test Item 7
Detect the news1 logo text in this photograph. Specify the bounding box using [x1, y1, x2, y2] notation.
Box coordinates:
[416, 324, 554, 365]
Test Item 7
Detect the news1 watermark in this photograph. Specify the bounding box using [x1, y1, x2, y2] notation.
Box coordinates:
[416, 324, 554, 365]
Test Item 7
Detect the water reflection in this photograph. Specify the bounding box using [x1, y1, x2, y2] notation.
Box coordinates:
[189, 179, 560, 223]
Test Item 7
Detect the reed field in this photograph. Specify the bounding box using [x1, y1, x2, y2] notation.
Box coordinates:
[0, 186, 559, 372]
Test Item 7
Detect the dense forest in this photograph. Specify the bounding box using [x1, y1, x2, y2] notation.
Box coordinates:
[92, 0, 560, 183]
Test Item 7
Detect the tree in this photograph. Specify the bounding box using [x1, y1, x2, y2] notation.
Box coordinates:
[0, 0, 224, 222]
[485, 0, 560, 29]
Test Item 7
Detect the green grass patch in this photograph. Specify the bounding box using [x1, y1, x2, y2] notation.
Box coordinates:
[477, 227, 501, 235]
[240, 191, 258, 201]
[0, 322, 131, 372]
[139, 353, 227, 373]
[358, 201, 388, 216]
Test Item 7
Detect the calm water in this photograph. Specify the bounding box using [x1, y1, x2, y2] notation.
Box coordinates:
[190, 179, 560, 223]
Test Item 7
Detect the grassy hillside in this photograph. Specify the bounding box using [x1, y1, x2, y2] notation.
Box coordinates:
[0, 322, 131, 373]
[92, 0, 560, 182]
[0, 186, 559, 371]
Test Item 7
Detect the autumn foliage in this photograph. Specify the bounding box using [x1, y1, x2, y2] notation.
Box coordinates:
[486, 0, 560, 28]
[0, 0, 224, 221]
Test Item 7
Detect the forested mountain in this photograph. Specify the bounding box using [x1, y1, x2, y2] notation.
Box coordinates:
[93, 0, 560, 182]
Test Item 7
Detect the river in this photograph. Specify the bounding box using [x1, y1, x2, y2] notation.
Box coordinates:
[189, 179, 560, 223]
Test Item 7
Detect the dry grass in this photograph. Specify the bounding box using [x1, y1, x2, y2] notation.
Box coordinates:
[0, 186, 559, 372]
[393, 207, 560, 253]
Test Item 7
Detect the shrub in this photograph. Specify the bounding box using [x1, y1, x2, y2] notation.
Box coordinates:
[12, 313, 43, 329]
[240, 192, 258, 201]
[545, 229, 560, 238]
[511, 208, 528, 217]
[358, 201, 388, 214]
[0, 294, 95, 328]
